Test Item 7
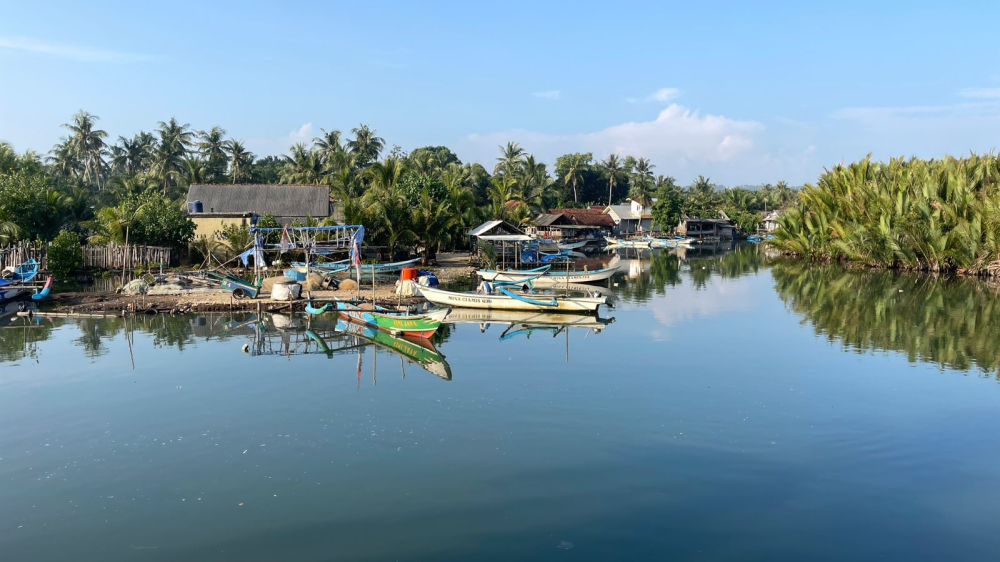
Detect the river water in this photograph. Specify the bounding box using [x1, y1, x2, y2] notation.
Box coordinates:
[2, 245, 999, 561]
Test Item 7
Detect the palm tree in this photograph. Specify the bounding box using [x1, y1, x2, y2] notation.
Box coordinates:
[346, 124, 384, 167]
[563, 153, 589, 203]
[313, 128, 343, 162]
[0, 220, 19, 244]
[224, 140, 254, 183]
[153, 118, 194, 193]
[180, 157, 207, 186]
[280, 143, 324, 184]
[110, 134, 155, 176]
[630, 157, 656, 204]
[47, 139, 81, 179]
[599, 153, 625, 206]
[62, 110, 108, 187]
[197, 127, 228, 182]
[495, 142, 525, 176]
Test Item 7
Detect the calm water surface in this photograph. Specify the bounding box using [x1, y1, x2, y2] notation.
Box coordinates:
[2, 245, 1000, 561]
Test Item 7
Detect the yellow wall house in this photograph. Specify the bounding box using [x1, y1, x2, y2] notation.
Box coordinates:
[185, 184, 333, 239]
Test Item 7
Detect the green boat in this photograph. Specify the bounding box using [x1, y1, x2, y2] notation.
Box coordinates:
[205, 271, 262, 299]
[336, 318, 452, 380]
[334, 301, 449, 338]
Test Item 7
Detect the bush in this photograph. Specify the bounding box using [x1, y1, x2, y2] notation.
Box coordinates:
[48, 230, 83, 278]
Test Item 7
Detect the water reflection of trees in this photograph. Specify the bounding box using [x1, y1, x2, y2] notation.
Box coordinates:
[615, 243, 766, 302]
[772, 261, 1000, 377]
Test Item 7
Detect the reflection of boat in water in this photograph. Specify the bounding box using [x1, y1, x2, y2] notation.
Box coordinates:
[420, 285, 609, 313]
[444, 308, 614, 333]
[335, 318, 452, 380]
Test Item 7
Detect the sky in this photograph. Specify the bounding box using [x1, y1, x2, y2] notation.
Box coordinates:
[2, 0, 999, 186]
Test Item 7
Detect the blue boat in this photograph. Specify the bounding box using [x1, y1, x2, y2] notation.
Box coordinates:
[0, 259, 39, 302]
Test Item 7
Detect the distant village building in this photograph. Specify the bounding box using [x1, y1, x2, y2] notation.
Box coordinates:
[527, 207, 614, 240]
[676, 213, 736, 239]
[762, 210, 783, 233]
[185, 184, 333, 238]
[604, 198, 656, 234]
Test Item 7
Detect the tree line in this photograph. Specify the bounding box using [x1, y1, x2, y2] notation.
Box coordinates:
[0, 110, 798, 265]
[772, 154, 1000, 275]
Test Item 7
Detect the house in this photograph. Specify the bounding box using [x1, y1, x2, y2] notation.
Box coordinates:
[676, 213, 736, 239]
[604, 198, 657, 234]
[467, 219, 532, 260]
[762, 210, 782, 233]
[185, 184, 332, 238]
[526, 208, 614, 241]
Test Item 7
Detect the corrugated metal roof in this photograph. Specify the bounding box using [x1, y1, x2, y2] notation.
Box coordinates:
[468, 220, 503, 237]
[186, 184, 330, 218]
[605, 205, 636, 220]
[535, 213, 565, 227]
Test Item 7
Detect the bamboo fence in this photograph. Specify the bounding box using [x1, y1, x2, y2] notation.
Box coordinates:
[0, 242, 172, 271]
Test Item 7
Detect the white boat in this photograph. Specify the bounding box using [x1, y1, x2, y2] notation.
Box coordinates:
[531, 267, 617, 286]
[419, 285, 609, 313]
[444, 308, 613, 331]
[478, 266, 550, 284]
[478, 265, 616, 286]
[605, 237, 651, 249]
[556, 240, 589, 250]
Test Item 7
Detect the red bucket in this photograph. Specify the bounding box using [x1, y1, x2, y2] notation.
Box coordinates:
[400, 267, 419, 281]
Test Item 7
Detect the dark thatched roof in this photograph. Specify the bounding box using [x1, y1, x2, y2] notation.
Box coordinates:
[186, 184, 330, 219]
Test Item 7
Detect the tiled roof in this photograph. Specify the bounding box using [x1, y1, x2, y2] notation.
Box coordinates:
[186, 184, 330, 218]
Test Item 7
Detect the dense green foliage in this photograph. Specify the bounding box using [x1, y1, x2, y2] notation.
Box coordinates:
[48, 230, 83, 278]
[772, 154, 1000, 275]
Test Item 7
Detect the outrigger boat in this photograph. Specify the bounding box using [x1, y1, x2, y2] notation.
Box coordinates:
[295, 257, 421, 275]
[444, 308, 614, 332]
[331, 300, 449, 338]
[335, 318, 452, 380]
[556, 240, 589, 251]
[477, 265, 616, 286]
[605, 237, 651, 249]
[419, 285, 609, 313]
[0, 259, 39, 302]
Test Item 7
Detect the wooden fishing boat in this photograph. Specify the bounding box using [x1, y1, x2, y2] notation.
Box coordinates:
[605, 237, 651, 249]
[293, 257, 420, 275]
[335, 318, 452, 380]
[419, 285, 609, 313]
[444, 308, 614, 331]
[532, 266, 617, 286]
[334, 300, 449, 338]
[556, 240, 589, 250]
[478, 265, 616, 286]
[477, 265, 550, 283]
[204, 271, 261, 299]
[0, 259, 39, 302]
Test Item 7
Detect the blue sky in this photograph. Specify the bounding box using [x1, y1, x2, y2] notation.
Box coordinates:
[2, 0, 999, 185]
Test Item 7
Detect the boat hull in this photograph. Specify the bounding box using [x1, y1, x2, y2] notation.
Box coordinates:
[0, 287, 26, 303]
[334, 301, 444, 338]
[419, 286, 608, 313]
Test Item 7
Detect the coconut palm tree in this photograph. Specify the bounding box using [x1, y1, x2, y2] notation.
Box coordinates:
[495, 142, 524, 177]
[313, 128, 344, 162]
[563, 153, 588, 203]
[62, 110, 108, 187]
[197, 127, 228, 182]
[346, 124, 384, 168]
[598, 153, 625, 206]
[224, 140, 254, 183]
[280, 143, 323, 184]
[153, 118, 194, 194]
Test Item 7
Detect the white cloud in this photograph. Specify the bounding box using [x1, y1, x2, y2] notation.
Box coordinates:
[0, 35, 154, 63]
[958, 87, 1000, 99]
[245, 122, 314, 156]
[627, 87, 681, 104]
[532, 90, 561, 100]
[459, 103, 820, 185]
